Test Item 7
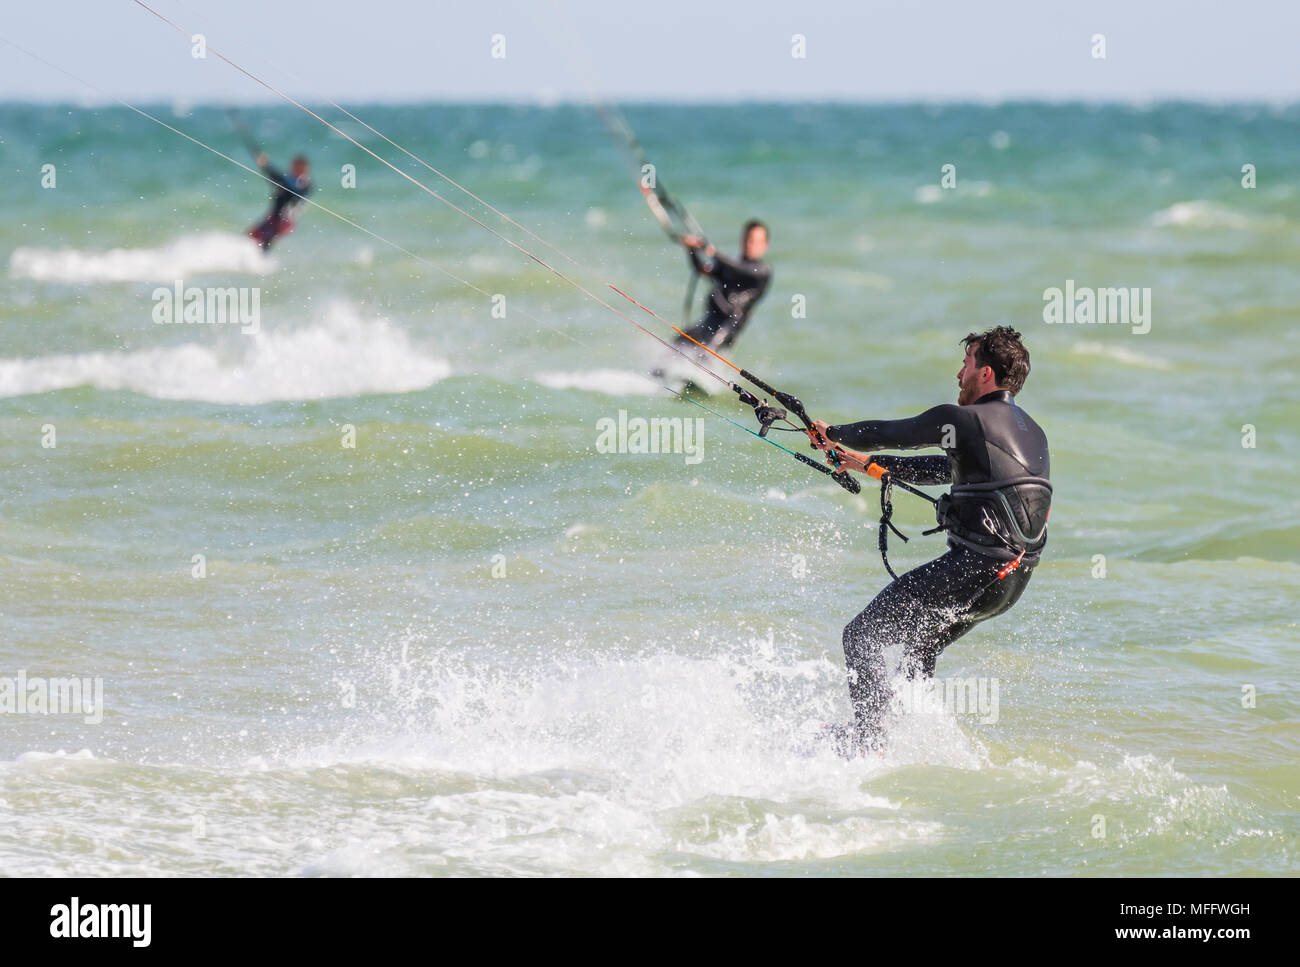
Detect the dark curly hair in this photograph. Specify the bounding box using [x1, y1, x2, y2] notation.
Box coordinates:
[963, 326, 1030, 395]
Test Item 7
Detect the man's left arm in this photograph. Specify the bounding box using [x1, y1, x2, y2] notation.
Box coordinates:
[863, 454, 953, 485]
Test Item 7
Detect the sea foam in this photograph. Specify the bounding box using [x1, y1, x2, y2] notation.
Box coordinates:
[9, 232, 274, 283]
[0, 302, 449, 403]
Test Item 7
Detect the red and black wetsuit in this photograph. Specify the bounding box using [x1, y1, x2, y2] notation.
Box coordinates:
[825, 389, 1052, 748]
[249, 162, 311, 251]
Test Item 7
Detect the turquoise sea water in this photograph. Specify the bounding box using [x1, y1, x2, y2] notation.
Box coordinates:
[1, 101, 1297, 875]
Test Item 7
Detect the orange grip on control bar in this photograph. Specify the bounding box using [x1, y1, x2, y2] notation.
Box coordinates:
[866, 463, 888, 480]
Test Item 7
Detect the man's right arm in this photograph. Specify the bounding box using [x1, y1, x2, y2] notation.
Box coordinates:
[822, 405, 968, 483]
[827, 404, 967, 452]
[259, 159, 288, 188]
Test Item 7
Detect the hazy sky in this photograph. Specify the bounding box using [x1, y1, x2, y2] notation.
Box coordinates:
[2, 0, 1296, 103]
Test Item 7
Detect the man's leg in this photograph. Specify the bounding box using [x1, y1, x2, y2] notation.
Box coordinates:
[906, 559, 1035, 679]
[249, 212, 279, 251]
[715, 321, 744, 349]
[841, 549, 1019, 747]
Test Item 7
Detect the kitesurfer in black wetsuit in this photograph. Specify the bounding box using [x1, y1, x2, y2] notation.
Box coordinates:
[808, 326, 1052, 753]
[248, 153, 311, 251]
[677, 220, 772, 350]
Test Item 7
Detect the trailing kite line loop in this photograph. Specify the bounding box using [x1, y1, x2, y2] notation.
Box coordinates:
[868, 466, 945, 578]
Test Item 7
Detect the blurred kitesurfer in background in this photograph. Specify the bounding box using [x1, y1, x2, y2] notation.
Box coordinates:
[676, 219, 772, 351]
[248, 152, 311, 252]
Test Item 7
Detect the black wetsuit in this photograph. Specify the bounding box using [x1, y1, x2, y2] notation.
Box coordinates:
[249, 163, 311, 251]
[678, 248, 771, 349]
[825, 389, 1052, 747]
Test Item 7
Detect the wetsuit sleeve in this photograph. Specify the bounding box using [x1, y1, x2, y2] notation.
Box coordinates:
[827, 404, 968, 451]
[261, 163, 290, 189]
[711, 253, 769, 287]
[688, 246, 710, 275]
[867, 454, 953, 485]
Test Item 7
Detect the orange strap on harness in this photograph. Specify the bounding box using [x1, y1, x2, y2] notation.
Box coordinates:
[997, 551, 1026, 580]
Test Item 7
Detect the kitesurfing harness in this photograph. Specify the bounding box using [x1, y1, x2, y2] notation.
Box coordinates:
[868, 470, 1052, 580]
